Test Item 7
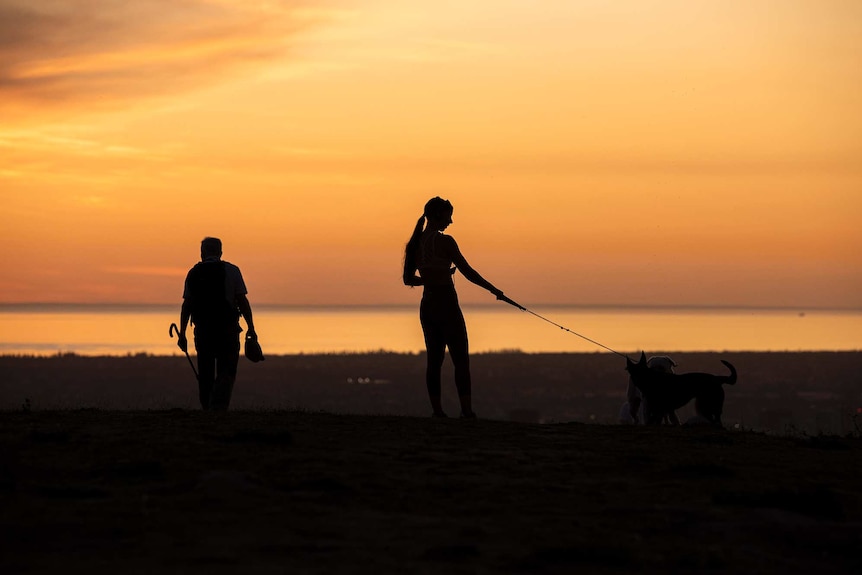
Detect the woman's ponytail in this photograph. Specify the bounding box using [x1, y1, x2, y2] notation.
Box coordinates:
[403, 215, 426, 286]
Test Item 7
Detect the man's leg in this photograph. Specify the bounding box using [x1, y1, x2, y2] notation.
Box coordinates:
[210, 336, 240, 411]
[195, 343, 216, 410]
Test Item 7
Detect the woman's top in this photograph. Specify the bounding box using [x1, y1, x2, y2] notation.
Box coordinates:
[417, 231, 455, 286]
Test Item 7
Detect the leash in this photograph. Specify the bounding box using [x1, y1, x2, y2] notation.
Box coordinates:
[497, 295, 630, 360]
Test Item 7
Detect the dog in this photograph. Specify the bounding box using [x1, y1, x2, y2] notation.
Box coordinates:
[619, 355, 678, 425]
[625, 352, 737, 427]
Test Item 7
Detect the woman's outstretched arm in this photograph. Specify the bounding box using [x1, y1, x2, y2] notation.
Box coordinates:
[444, 236, 504, 297]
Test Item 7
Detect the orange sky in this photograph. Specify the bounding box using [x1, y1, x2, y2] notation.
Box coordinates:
[1, 0, 860, 308]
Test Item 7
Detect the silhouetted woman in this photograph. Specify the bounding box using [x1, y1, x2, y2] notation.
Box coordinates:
[404, 197, 505, 418]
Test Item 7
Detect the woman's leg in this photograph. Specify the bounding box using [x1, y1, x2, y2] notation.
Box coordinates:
[445, 306, 474, 417]
[421, 301, 447, 416]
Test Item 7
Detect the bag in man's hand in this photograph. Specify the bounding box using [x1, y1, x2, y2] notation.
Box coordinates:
[245, 332, 265, 362]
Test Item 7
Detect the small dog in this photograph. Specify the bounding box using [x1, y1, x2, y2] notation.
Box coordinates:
[626, 352, 737, 427]
[620, 355, 678, 425]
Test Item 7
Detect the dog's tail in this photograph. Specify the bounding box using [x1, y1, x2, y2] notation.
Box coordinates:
[720, 360, 737, 385]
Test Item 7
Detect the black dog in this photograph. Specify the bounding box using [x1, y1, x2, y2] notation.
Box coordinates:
[625, 352, 737, 426]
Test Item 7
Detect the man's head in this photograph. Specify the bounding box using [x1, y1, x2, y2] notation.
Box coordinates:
[201, 237, 223, 260]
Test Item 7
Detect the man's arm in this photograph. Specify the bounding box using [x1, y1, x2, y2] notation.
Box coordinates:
[178, 299, 191, 352]
[237, 294, 255, 335]
[180, 300, 191, 331]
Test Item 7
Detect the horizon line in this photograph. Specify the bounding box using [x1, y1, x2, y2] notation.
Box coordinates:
[1, 302, 860, 313]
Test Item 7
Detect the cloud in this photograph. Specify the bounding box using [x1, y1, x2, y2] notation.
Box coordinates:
[107, 266, 188, 278]
[0, 0, 330, 115]
[1, 130, 150, 156]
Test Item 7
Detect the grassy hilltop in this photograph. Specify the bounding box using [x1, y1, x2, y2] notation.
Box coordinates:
[1, 410, 860, 574]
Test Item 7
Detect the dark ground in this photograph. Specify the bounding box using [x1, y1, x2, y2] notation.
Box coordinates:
[1, 410, 861, 574]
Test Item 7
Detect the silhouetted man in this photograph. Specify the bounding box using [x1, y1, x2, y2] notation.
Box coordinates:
[177, 237, 256, 410]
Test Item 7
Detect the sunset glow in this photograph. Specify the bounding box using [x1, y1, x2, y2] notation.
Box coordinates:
[2, 0, 860, 308]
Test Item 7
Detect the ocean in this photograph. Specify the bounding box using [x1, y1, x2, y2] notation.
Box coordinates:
[1, 304, 860, 356]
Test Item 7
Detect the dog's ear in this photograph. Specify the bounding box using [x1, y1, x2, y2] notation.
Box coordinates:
[639, 351, 647, 366]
